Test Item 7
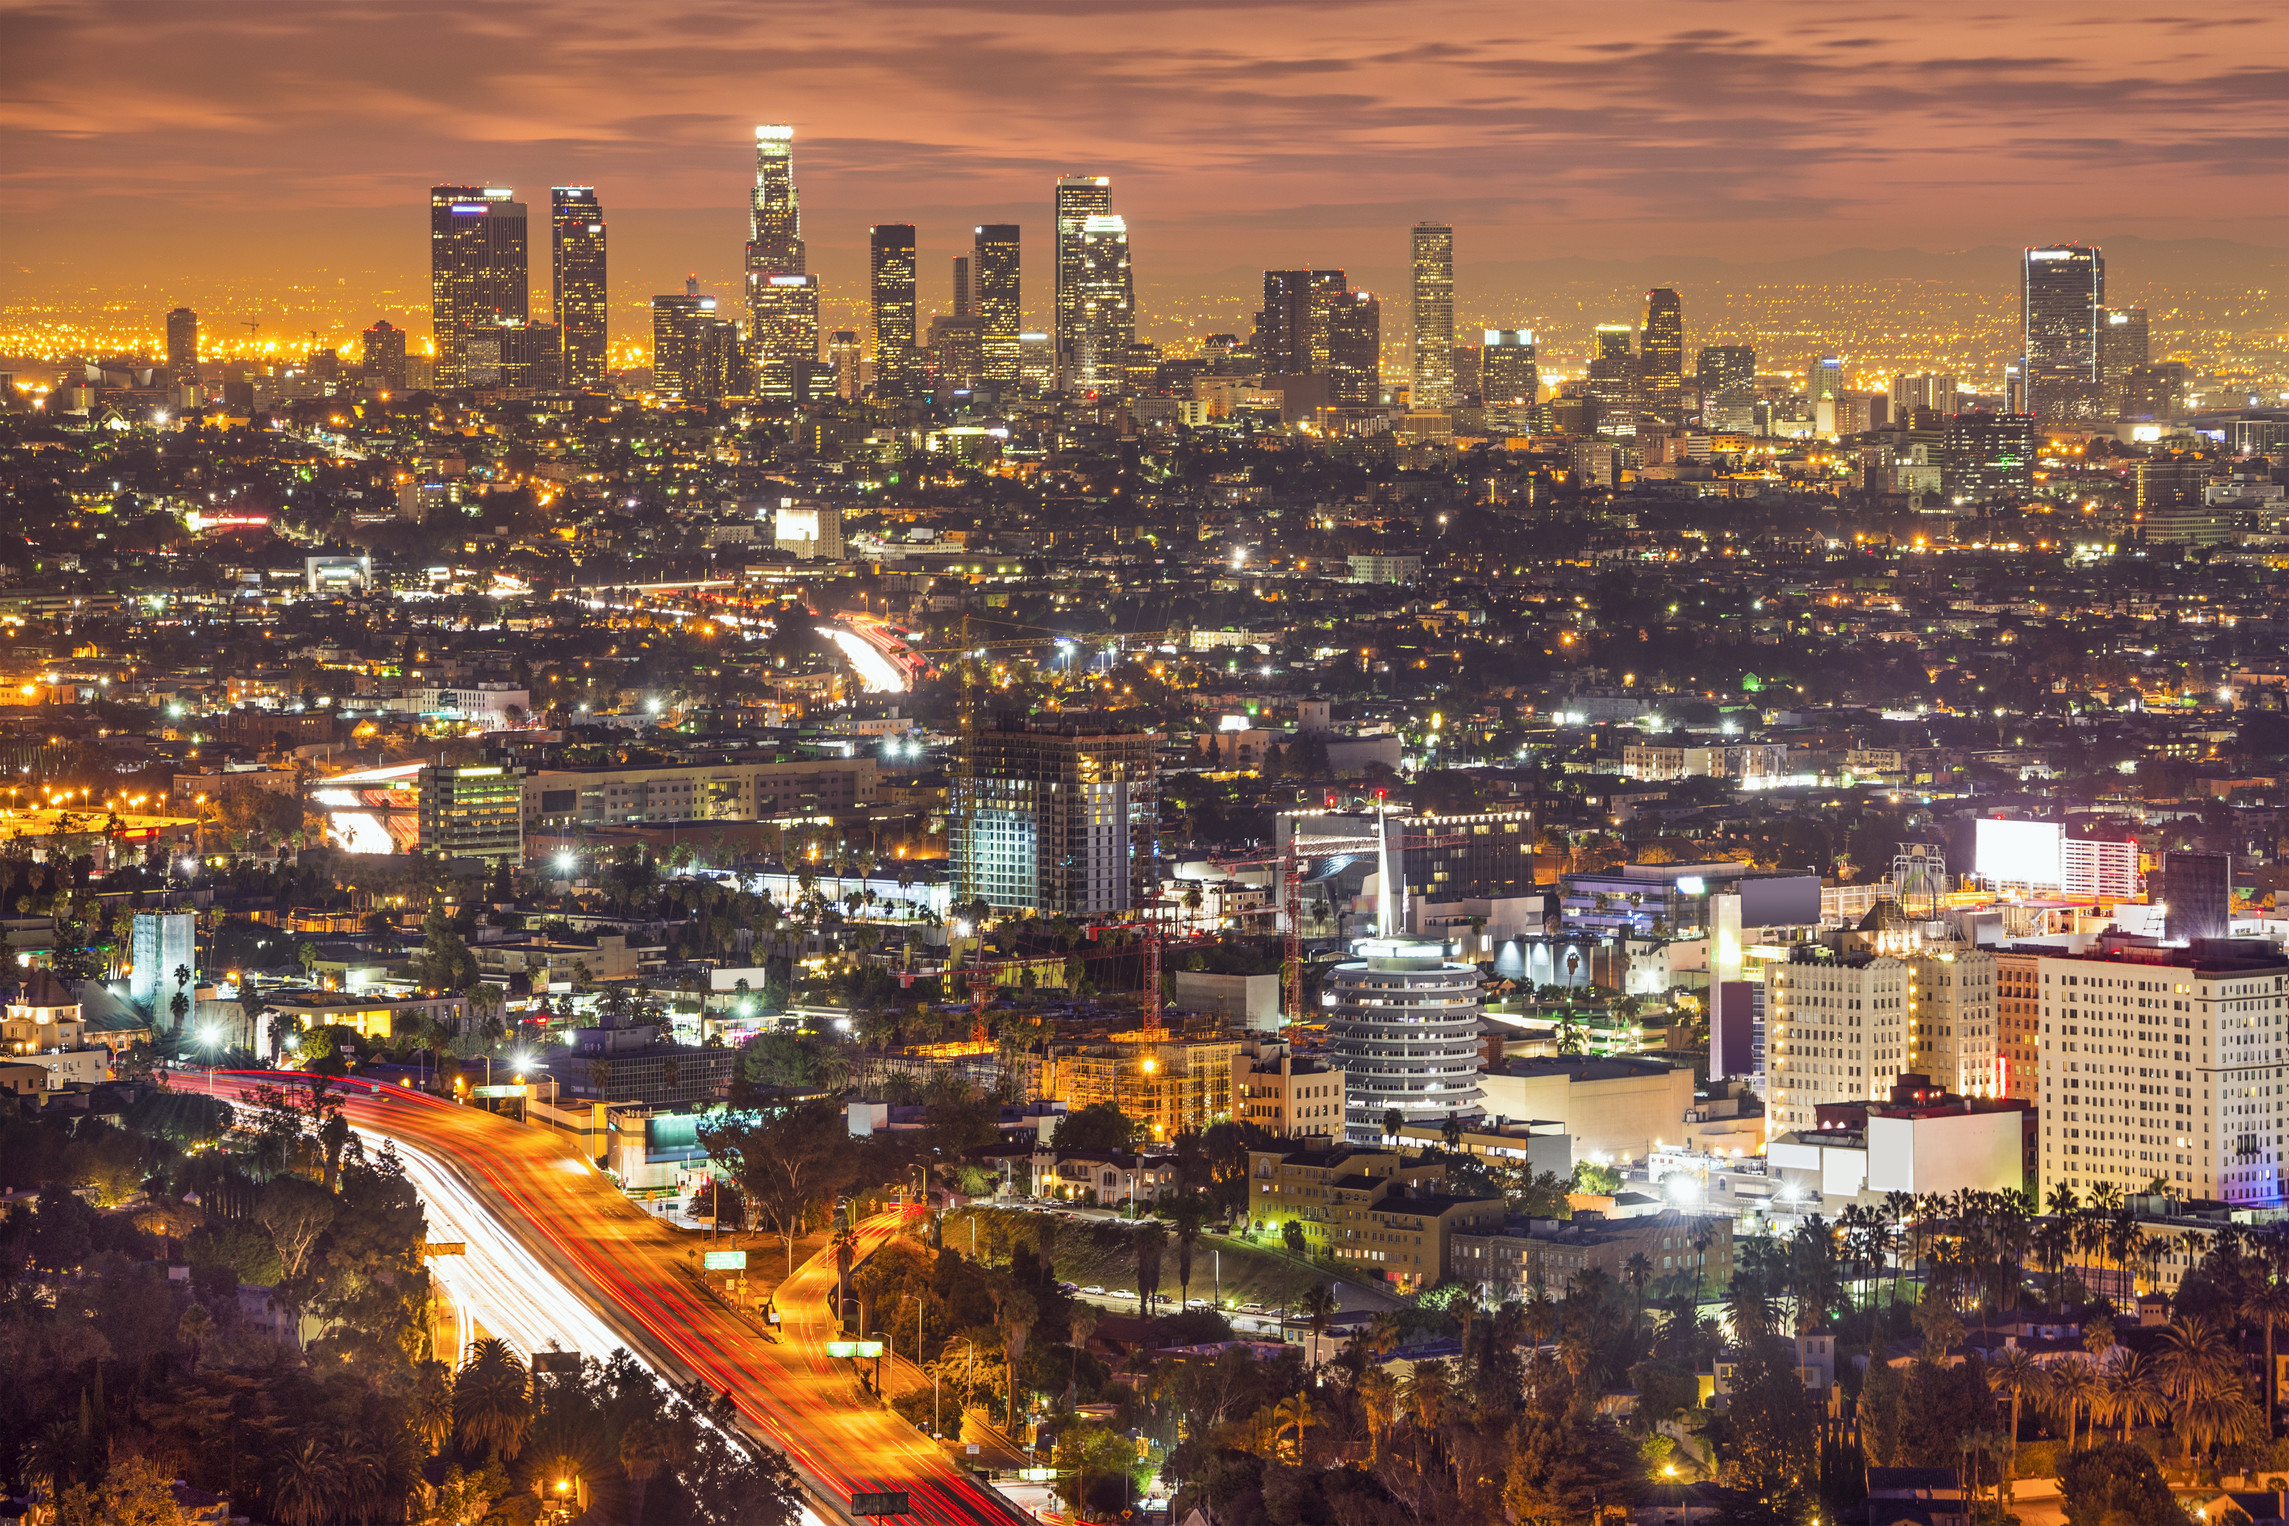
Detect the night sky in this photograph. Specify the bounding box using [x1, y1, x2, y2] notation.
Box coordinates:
[4, 0, 2284, 340]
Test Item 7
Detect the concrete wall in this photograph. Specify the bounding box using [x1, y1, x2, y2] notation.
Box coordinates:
[1868, 1111, 2022, 1196]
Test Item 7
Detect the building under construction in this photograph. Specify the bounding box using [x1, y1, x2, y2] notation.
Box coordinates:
[951, 713, 1158, 916]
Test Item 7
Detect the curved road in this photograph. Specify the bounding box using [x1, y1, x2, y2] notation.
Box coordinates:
[175, 1070, 1028, 1526]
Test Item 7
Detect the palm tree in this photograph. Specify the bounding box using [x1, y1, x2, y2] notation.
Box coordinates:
[326, 1425, 389, 1526]
[1355, 1365, 1397, 1462]
[1133, 1222, 1167, 1315]
[453, 1337, 532, 1462]
[2244, 1279, 2289, 1437]
[411, 1359, 456, 1456]
[2156, 1316, 2240, 1416]
[1987, 1347, 2043, 1500]
[2048, 1359, 2100, 1451]
[1170, 1193, 1208, 1312]
[266, 1435, 339, 1526]
[2098, 1351, 2168, 1443]
[1300, 1282, 1339, 1369]
[619, 1415, 677, 1526]
[1267, 1394, 1315, 1463]
[1624, 1252, 1653, 1312]
[2180, 1383, 2262, 1469]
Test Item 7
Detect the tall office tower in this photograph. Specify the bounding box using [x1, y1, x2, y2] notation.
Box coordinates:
[1410, 222, 1455, 408]
[829, 330, 862, 400]
[1480, 329, 1538, 410]
[550, 187, 606, 388]
[2099, 305, 2149, 408]
[951, 256, 971, 318]
[951, 714, 1157, 914]
[740, 127, 814, 403]
[1640, 288, 1684, 424]
[2033, 939, 2289, 1207]
[1017, 331, 1054, 393]
[1054, 176, 1113, 386]
[429, 186, 528, 388]
[1258, 269, 1349, 378]
[749, 275, 820, 400]
[164, 307, 199, 382]
[972, 225, 1021, 389]
[1068, 215, 1135, 395]
[1940, 410, 2036, 502]
[2023, 244, 2105, 418]
[362, 319, 408, 390]
[1765, 950, 1913, 1132]
[1323, 290, 1379, 406]
[1586, 323, 1638, 437]
[745, 125, 805, 276]
[651, 291, 722, 400]
[1890, 372, 1960, 419]
[869, 224, 918, 399]
[1696, 344, 1755, 398]
[1808, 355, 1844, 404]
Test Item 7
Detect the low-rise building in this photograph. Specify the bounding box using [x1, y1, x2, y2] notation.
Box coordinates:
[1451, 1207, 1736, 1301]
[1233, 1040, 1348, 1141]
[1037, 1030, 1240, 1143]
[1476, 1055, 1697, 1167]
[542, 1019, 738, 1110]
[267, 988, 468, 1046]
[3, 970, 113, 1090]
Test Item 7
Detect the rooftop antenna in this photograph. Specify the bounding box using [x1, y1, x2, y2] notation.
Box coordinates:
[1375, 801, 1396, 938]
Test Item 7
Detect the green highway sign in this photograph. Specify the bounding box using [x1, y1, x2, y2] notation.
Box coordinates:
[850, 1492, 909, 1517]
[471, 1084, 524, 1098]
[826, 1340, 884, 1358]
[1017, 1468, 1054, 1482]
[701, 1250, 748, 1270]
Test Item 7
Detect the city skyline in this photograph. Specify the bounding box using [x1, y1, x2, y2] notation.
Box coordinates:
[5, 0, 2283, 346]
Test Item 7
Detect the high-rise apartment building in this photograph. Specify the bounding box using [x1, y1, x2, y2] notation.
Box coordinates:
[742, 127, 815, 403]
[429, 186, 528, 389]
[869, 224, 918, 400]
[1054, 176, 1113, 388]
[1410, 223, 1455, 409]
[651, 291, 732, 401]
[1890, 372, 1960, 419]
[1323, 289, 1380, 406]
[1765, 949, 1913, 1133]
[1480, 329, 1537, 427]
[1068, 215, 1134, 396]
[1904, 945, 2000, 1100]
[165, 307, 199, 383]
[1640, 288, 1684, 425]
[829, 330, 861, 401]
[1941, 411, 2036, 502]
[1586, 324, 1638, 437]
[972, 225, 1021, 390]
[2032, 937, 2289, 1206]
[362, 320, 408, 391]
[952, 715, 1157, 915]
[2099, 305, 2149, 409]
[2023, 244, 2105, 418]
[1696, 345, 1755, 399]
[550, 187, 606, 388]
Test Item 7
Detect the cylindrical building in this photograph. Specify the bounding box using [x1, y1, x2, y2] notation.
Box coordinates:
[1326, 937, 1484, 1142]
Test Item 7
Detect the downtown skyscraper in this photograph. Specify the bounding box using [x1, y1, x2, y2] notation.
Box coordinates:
[1410, 223, 1455, 409]
[1640, 287, 1683, 425]
[745, 126, 818, 401]
[1054, 176, 1112, 389]
[1067, 215, 1134, 396]
[551, 187, 607, 388]
[972, 224, 1021, 389]
[870, 224, 918, 399]
[430, 186, 528, 388]
[2023, 244, 2105, 418]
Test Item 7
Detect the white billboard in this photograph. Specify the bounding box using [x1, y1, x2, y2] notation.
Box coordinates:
[1974, 818, 2062, 886]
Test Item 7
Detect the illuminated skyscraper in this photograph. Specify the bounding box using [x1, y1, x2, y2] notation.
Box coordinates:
[165, 307, 199, 382]
[870, 224, 918, 399]
[1586, 323, 1638, 437]
[429, 186, 528, 388]
[1480, 330, 1537, 407]
[744, 127, 815, 404]
[829, 330, 861, 400]
[2022, 244, 2104, 418]
[652, 289, 732, 401]
[745, 126, 804, 276]
[1258, 270, 1347, 379]
[1054, 176, 1112, 387]
[1640, 287, 1683, 425]
[362, 319, 408, 391]
[951, 256, 971, 318]
[1410, 223, 1455, 408]
[972, 224, 1021, 389]
[1695, 345, 1755, 398]
[1068, 215, 1134, 395]
[2099, 305, 2148, 409]
[551, 187, 606, 388]
[1323, 290, 1380, 406]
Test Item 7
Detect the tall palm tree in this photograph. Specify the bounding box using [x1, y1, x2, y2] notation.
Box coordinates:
[411, 1359, 456, 1456]
[1300, 1282, 1339, 1369]
[453, 1338, 532, 1462]
[2243, 1279, 2289, 1437]
[2156, 1316, 2240, 1417]
[2180, 1384, 2262, 1469]
[266, 1435, 339, 1526]
[327, 1425, 389, 1526]
[1355, 1365, 1397, 1463]
[1987, 1347, 2043, 1500]
[2099, 1351, 2168, 1443]
[2048, 1359, 2100, 1451]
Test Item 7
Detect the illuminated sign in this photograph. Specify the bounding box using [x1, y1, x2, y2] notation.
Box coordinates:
[701, 1250, 748, 1271]
[1974, 818, 2063, 886]
[825, 1340, 884, 1358]
[1676, 876, 1707, 895]
[452, 205, 489, 215]
[470, 1084, 523, 1098]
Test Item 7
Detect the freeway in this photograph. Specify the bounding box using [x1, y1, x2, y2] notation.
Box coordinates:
[174, 1070, 1029, 1526]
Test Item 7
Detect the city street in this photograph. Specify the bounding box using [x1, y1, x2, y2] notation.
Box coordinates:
[176, 1070, 1030, 1526]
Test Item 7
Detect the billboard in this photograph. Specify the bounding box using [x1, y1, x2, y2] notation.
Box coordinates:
[1739, 874, 1822, 928]
[1974, 818, 2062, 886]
[1712, 981, 1756, 1080]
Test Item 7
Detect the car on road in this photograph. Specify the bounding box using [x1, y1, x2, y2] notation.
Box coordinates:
[1082, 1285, 1104, 1296]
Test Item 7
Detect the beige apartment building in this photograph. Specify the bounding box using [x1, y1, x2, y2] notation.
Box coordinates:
[524, 756, 878, 828]
[1232, 1041, 1347, 1141]
[1037, 1031, 1239, 1142]
[1765, 951, 1912, 1133]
